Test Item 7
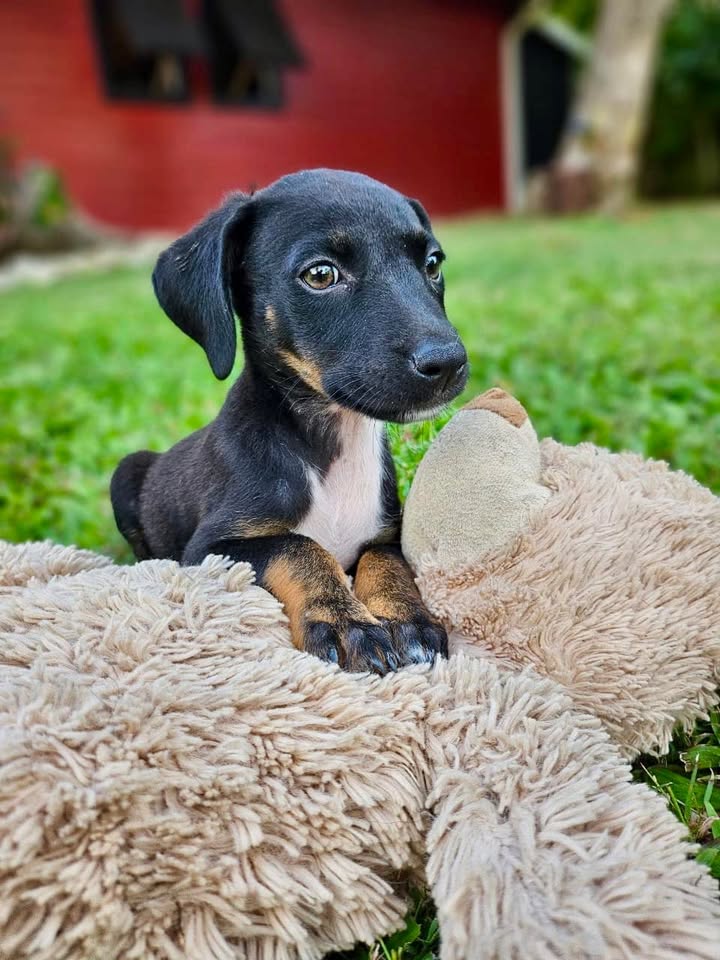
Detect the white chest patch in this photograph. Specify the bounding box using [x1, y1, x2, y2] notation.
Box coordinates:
[294, 413, 385, 570]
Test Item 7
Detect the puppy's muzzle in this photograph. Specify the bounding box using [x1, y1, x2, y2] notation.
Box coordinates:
[411, 340, 468, 395]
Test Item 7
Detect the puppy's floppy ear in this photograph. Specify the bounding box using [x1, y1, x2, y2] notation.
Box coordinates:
[152, 193, 252, 380]
[406, 196, 432, 231]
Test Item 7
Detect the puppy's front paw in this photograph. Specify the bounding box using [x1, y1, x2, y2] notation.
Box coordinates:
[378, 610, 448, 666]
[303, 617, 400, 675]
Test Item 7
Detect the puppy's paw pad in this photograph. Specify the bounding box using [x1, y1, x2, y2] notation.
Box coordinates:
[382, 615, 448, 665]
[304, 620, 340, 664]
[344, 621, 398, 675]
[303, 617, 398, 674]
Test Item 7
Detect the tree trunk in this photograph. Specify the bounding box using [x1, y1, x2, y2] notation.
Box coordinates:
[549, 0, 676, 214]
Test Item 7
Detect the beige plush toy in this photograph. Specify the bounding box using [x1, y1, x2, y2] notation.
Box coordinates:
[1, 390, 720, 960]
[403, 387, 720, 759]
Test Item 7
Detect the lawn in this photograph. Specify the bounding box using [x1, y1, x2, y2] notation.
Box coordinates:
[1, 204, 720, 957]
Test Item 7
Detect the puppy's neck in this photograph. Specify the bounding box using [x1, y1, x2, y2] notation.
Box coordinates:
[293, 409, 385, 568]
[226, 364, 386, 461]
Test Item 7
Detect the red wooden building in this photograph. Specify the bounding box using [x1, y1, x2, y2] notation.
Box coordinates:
[0, 0, 542, 231]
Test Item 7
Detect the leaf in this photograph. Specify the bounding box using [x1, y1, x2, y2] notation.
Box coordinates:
[697, 844, 720, 879]
[702, 784, 720, 841]
[644, 766, 720, 811]
[383, 918, 421, 952]
[710, 711, 720, 743]
[684, 745, 720, 768]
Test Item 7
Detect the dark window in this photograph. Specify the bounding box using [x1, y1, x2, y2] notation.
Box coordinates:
[202, 0, 303, 107]
[90, 0, 205, 103]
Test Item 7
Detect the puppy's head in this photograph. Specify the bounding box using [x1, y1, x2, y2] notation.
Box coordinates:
[153, 169, 468, 422]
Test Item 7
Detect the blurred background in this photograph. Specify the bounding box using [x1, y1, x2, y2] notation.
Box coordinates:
[1, 0, 719, 240]
[1, 2, 719, 925]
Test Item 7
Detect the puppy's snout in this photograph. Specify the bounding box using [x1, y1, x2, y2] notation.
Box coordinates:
[411, 340, 468, 391]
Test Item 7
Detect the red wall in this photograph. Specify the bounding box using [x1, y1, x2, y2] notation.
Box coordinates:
[0, 0, 506, 230]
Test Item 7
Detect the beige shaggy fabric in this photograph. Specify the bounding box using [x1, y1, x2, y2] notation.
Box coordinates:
[403, 391, 720, 759]
[1, 540, 719, 959]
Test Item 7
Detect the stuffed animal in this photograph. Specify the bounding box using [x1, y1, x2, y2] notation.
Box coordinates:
[402, 387, 720, 759]
[1, 390, 719, 960]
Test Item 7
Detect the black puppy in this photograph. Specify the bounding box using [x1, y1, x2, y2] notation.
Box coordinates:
[111, 169, 468, 673]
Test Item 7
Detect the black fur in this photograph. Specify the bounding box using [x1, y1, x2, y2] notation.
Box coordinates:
[111, 169, 467, 673]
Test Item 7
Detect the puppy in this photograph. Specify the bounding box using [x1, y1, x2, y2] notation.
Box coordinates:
[111, 169, 468, 673]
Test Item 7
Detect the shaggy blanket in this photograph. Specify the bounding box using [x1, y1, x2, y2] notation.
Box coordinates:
[1, 539, 719, 960]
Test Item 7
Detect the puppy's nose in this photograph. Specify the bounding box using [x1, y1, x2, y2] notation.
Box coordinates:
[411, 341, 467, 390]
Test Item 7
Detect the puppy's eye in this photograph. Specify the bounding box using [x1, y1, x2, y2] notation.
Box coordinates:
[425, 252, 443, 282]
[301, 263, 339, 290]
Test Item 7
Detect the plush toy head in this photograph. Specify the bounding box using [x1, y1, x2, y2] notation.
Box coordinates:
[402, 387, 551, 570]
[403, 388, 720, 758]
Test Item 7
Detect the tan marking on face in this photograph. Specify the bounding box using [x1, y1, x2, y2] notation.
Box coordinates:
[264, 305, 279, 332]
[279, 349, 325, 394]
[463, 387, 528, 427]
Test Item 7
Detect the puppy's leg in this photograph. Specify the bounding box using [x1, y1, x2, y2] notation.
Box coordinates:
[184, 532, 399, 674]
[353, 543, 447, 665]
[110, 450, 158, 560]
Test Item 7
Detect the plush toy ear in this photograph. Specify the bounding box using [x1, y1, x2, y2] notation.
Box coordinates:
[152, 193, 252, 380]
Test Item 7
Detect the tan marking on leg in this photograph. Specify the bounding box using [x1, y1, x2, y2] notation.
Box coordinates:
[278, 349, 326, 395]
[463, 387, 528, 427]
[230, 518, 289, 539]
[264, 556, 310, 646]
[266, 542, 375, 649]
[354, 547, 423, 621]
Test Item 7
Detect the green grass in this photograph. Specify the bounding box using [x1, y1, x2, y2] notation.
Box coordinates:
[1, 204, 720, 956]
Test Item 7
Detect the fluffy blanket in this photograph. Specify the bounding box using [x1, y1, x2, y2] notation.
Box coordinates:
[1, 538, 719, 960]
